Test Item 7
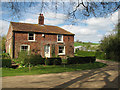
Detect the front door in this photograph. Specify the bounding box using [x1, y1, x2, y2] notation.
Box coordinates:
[44, 45, 50, 58]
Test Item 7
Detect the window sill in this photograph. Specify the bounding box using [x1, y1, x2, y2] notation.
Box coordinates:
[57, 41, 64, 43]
[58, 53, 65, 55]
[28, 40, 36, 42]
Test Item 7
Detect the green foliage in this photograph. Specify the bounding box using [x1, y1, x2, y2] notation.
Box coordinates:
[45, 58, 62, 65]
[1, 35, 6, 52]
[1, 59, 12, 67]
[18, 51, 45, 66]
[54, 59, 62, 65]
[99, 23, 120, 61]
[24, 55, 45, 66]
[95, 51, 106, 59]
[18, 51, 28, 64]
[67, 56, 96, 64]
[2, 53, 11, 59]
[51, 44, 55, 57]
[75, 50, 95, 57]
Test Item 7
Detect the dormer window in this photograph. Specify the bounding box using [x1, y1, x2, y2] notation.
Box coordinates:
[57, 35, 63, 42]
[28, 33, 35, 41]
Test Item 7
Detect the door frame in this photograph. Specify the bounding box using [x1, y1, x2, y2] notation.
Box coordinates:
[44, 44, 50, 58]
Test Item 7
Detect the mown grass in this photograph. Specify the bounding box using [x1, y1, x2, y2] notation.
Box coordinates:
[2, 62, 107, 77]
[75, 50, 96, 57]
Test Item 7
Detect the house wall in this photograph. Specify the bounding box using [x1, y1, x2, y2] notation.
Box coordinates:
[5, 24, 13, 58]
[14, 32, 74, 59]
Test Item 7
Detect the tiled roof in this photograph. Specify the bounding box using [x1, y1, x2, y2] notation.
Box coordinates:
[10, 22, 74, 35]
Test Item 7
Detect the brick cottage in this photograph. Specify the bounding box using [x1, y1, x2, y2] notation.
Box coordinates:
[6, 14, 75, 59]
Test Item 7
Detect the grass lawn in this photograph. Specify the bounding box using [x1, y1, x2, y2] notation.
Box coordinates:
[75, 50, 96, 57]
[2, 62, 107, 77]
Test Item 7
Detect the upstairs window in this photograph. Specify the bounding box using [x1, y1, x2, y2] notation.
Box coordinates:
[28, 33, 35, 41]
[57, 35, 63, 42]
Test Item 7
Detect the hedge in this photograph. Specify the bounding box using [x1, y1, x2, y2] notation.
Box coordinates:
[24, 55, 45, 66]
[1, 59, 12, 67]
[45, 57, 62, 65]
[67, 56, 96, 64]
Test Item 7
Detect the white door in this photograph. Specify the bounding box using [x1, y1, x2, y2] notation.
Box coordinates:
[44, 45, 50, 58]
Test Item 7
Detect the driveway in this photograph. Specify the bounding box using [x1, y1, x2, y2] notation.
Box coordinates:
[2, 59, 120, 88]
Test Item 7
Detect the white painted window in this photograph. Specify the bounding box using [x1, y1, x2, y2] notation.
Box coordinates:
[28, 33, 35, 41]
[20, 45, 30, 52]
[57, 35, 63, 42]
[58, 46, 65, 55]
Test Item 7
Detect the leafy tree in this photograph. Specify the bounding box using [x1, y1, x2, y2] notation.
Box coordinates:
[1, 35, 6, 53]
[99, 22, 120, 61]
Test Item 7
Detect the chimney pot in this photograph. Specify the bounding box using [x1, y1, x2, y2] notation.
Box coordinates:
[38, 13, 44, 25]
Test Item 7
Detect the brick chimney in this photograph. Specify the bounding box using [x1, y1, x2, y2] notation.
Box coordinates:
[38, 14, 44, 25]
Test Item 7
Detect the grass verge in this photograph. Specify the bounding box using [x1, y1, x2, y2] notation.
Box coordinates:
[2, 62, 107, 77]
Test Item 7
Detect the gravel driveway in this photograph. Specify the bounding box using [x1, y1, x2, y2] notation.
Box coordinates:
[2, 59, 120, 89]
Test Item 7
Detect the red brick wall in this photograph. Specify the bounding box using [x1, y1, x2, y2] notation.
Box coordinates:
[14, 32, 74, 59]
[5, 24, 13, 58]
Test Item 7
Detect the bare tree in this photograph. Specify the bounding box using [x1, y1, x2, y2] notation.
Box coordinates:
[1, 0, 120, 22]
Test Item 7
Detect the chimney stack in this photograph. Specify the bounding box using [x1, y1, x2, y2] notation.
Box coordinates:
[38, 13, 44, 25]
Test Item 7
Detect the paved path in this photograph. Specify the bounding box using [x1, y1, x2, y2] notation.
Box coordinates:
[2, 59, 120, 88]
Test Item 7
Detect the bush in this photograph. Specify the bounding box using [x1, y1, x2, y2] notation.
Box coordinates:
[2, 53, 10, 59]
[45, 57, 62, 65]
[18, 51, 45, 66]
[1, 59, 12, 67]
[18, 51, 28, 64]
[95, 51, 106, 59]
[67, 56, 96, 64]
[24, 55, 45, 66]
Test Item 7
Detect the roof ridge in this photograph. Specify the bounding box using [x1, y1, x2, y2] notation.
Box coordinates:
[10, 21, 38, 25]
[10, 21, 75, 35]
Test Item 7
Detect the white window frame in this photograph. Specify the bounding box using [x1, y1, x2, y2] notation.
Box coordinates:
[20, 44, 30, 52]
[58, 45, 65, 55]
[28, 33, 35, 41]
[57, 35, 63, 42]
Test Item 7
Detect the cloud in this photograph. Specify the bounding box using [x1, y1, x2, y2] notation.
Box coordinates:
[61, 25, 102, 42]
[0, 20, 9, 35]
[82, 11, 118, 32]
[61, 25, 97, 35]
[20, 12, 66, 25]
[61, 11, 118, 42]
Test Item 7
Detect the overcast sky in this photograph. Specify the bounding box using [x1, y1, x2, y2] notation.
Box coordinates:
[0, 1, 118, 43]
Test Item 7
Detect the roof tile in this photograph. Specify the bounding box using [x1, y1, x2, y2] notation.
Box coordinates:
[10, 22, 74, 35]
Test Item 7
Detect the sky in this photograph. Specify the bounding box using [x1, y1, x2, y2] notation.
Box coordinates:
[0, 1, 119, 43]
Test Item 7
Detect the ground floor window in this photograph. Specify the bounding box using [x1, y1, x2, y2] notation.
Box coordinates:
[20, 45, 30, 52]
[58, 46, 65, 55]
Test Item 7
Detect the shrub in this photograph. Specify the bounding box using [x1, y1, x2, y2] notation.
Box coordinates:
[24, 55, 45, 66]
[2, 53, 10, 59]
[18, 51, 28, 64]
[45, 57, 62, 65]
[18, 51, 45, 66]
[95, 51, 106, 59]
[54, 58, 62, 65]
[67, 56, 96, 64]
[1, 59, 12, 67]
